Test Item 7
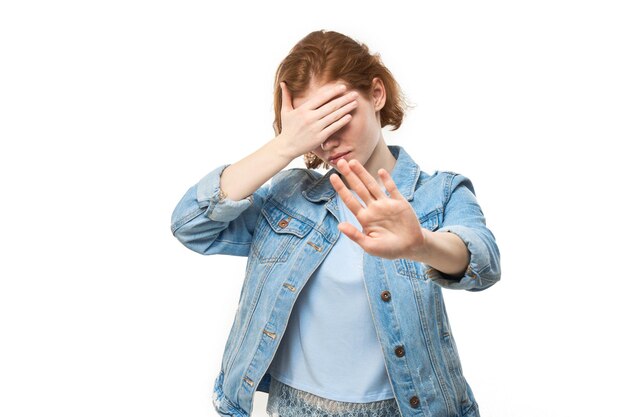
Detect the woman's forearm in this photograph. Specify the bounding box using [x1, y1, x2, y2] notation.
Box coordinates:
[219, 136, 295, 202]
[408, 230, 470, 278]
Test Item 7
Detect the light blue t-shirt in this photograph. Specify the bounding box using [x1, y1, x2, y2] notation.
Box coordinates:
[269, 190, 394, 403]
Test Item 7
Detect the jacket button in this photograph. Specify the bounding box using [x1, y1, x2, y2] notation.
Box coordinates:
[394, 345, 405, 357]
[278, 219, 289, 228]
[409, 396, 420, 408]
[380, 290, 391, 302]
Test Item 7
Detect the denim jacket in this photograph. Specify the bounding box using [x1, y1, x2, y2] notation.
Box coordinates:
[171, 145, 501, 417]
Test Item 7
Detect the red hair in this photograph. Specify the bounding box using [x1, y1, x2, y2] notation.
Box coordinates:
[273, 30, 410, 169]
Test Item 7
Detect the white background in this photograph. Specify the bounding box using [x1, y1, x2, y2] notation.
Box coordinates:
[1, 1, 625, 416]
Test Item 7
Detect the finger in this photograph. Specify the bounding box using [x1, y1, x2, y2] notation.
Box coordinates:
[318, 112, 352, 142]
[334, 159, 375, 206]
[337, 222, 370, 250]
[378, 168, 404, 200]
[329, 173, 366, 215]
[316, 97, 357, 134]
[347, 159, 386, 200]
[302, 83, 347, 111]
[280, 82, 293, 112]
[314, 90, 358, 120]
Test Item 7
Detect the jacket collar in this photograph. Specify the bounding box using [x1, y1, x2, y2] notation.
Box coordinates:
[302, 145, 420, 203]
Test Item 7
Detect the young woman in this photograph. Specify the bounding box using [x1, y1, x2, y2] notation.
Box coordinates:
[171, 30, 501, 417]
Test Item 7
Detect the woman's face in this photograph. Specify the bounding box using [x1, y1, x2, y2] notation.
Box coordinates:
[291, 77, 387, 175]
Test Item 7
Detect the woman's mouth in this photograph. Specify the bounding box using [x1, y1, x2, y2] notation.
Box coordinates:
[329, 152, 350, 165]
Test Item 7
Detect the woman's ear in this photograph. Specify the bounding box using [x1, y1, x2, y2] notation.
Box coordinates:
[371, 77, 386, 111]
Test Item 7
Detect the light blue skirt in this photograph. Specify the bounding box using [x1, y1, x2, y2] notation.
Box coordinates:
[266, 377, 402, 417]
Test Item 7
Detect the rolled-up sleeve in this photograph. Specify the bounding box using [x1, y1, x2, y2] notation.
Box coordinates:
[195, 164, 255, 222]
[171, 164, 270, 256]
[424, 173, 501, 291]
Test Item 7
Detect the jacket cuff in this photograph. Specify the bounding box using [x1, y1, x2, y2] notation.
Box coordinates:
[196, 164, 254, 223]
[423, 226, 489, 290]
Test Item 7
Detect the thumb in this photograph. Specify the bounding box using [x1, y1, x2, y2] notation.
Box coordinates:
[280, 82, 293, 112]
[338, 222, 366, 245]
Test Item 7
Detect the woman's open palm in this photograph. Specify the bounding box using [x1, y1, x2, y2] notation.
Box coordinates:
[330, 158, 426, 260]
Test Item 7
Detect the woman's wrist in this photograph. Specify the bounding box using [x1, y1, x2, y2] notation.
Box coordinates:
[408, 229, 470, 278]
[273, 134, 304, 162]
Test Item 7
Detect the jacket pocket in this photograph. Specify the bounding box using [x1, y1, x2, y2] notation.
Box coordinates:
[251, 199, 314, 264]
[394, 209, 441, 279]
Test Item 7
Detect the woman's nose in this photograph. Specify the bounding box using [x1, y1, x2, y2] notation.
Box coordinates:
[321, 135, 340, 150]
